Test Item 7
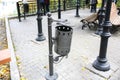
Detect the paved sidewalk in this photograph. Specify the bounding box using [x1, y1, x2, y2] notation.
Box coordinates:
[9, 9, 120, 80]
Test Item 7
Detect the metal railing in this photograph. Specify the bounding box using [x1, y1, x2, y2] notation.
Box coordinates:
[16, 1, 37, 21]
[16, 0, 85, 21]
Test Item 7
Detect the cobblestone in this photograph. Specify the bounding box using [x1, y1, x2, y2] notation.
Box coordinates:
[9, 9, 120, 80]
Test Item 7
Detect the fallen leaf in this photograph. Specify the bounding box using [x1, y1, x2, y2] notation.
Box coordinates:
[20, 77, 27, 80]
[16, 56, 20, 61]
[81, 67, 86, 71]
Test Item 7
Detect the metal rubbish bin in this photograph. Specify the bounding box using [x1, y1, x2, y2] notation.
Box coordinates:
[54, 25, 73, 56]
[23, 3, 29, 13]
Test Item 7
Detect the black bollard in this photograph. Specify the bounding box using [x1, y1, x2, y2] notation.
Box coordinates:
[63, 0, 66, 11]
[36, 0, 46, 41]
[90, 0, 98, 13]
[58, 0, 61, 19]
[75, 0, 80, 17]
[93, 0, 112, 71]
[95, 0, 106, 35]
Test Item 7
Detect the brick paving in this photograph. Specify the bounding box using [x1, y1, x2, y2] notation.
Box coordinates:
[9, 9, 120, 80]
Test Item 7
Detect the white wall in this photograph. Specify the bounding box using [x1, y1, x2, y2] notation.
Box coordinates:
[0, 0, 21, 17]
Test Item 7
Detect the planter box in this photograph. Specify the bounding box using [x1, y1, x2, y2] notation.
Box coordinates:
[0, 18, 11, 80]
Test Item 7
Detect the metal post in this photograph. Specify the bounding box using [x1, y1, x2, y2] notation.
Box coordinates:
[58, 0, 61, 19]
[36, 0, 46, 41]
[45, 13, 58, 80]
[23, 4, 26, 20]
[75, 0, 80, 17]
[53, 0, 56, 12]
[93, 0, 112, 71]
[63, 0, 66, 11]
[95, 0, 106, 35]
[16, 2, 21, 22]
[46, 0, 50, 13]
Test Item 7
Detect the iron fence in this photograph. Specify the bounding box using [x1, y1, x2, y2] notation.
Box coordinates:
[17, 0, 85, 21]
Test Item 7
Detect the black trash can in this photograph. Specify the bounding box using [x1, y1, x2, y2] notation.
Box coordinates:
[54, 26, 73, 56]
[23, 3, 29, 13]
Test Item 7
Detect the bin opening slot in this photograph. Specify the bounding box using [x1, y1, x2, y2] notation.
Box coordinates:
[56, 26, 72, 31]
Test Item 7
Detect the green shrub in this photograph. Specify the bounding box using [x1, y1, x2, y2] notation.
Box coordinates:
[117, 0, 120, 7]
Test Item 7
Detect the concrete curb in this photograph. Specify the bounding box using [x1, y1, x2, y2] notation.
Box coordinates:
[85, 62, 119, 79]
[5, 17, 20, 80]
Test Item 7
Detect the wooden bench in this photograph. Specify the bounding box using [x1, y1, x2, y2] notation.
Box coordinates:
[0, 49, 11, 64]
[81, 2, 120, 33]
[80, 13, 98, 30]
[117, 7, 120, 15]
[110, 3, 120, 33]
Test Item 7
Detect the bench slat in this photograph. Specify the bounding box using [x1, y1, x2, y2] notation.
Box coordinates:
[110, 3, 120, 26]
[0, 49, 11, 64]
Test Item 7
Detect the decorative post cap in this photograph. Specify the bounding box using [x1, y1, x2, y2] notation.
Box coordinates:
[47, 12, 52, 17]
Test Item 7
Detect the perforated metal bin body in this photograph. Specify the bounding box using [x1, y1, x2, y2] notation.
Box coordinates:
[54, 26, 73, 56]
